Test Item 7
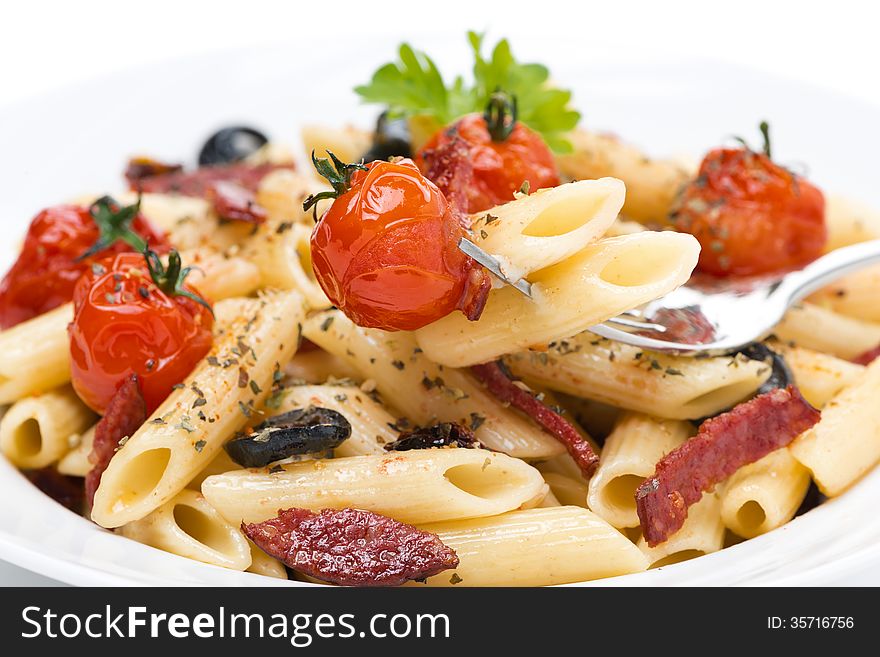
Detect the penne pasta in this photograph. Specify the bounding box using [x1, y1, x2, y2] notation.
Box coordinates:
[121, 489, 252, 571]
[824, 194, 880, 252]
[416, 231, 700, 368]
[255, 169, 323, 225]
[637, 493, 725, 568]
[774, 303, 880, 360]
[91, 291, 306, 528]
[56, 424, 97, 477]
[284, 349, 363, 384]
[790, 358, 880, 496]
[720, 449, 811, 539]
[201, 448, 547, 526]
[587, 413, 692, 528]
[554, 129, 694, 224]
[768, 341, 864, 408]
[246, 540, 288, 579]
[807, 263, 880, 323]
[467, 178, 625, 282]
[0, 303, 72, 405]
[303, 310, 564, 459]
[414, 506, 649, 586]
[0, 385, 96, 469]
[243, 222, 331, 309]
[540, 471, 588, 508]
[503, 334, 770, 420]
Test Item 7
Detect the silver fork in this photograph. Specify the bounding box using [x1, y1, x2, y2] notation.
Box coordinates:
[461, 237, 880, 356]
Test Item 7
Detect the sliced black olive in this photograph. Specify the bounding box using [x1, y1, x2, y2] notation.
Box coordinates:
[198, 126, 269, 166]
[224, 406, 351, 468]
[384, 422, 479, 451]
[738, 343, 794, 394]
[690, 343, 795, 427]
[361, 111, 412, 162]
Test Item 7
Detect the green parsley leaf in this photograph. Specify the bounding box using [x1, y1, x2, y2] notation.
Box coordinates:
[354, 32, 580, 152]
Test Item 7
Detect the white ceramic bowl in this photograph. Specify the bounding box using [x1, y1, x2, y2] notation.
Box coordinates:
[1, 40, 878, 586]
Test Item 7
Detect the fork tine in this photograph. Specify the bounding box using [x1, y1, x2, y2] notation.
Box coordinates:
[605, 315, 668, 333]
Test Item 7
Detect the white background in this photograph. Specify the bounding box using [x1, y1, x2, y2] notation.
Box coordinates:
[0, 0, 877, 585]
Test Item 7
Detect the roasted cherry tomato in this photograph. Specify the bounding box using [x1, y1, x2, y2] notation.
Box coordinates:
[415, 93, 560, 214]
[671, 122, 826, 277]
[68, 250, 214, 415]
[305, 153, 490, 331]
[0, 198, 169, 329]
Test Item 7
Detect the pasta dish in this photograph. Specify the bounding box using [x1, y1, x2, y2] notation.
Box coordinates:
[1, 33, 878, 586]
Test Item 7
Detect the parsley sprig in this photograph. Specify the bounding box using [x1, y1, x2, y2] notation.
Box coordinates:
[78, 195, 148, 261]
[354, 32, 580, 153]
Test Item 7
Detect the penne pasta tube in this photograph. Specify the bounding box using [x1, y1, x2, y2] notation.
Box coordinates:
[468, 178, 625, 281]
[503, 334, 770, 420]
[255, 169, 323, 225]
[121, 489, 252, 571]
[587, 413, 691, 528]
[201, 448, 547, 526]
[271, 384, 397, 456]
[303, 311, 564, 459]
[540, 471, 588, 508]
[242, 223, 331, 309]
[637, 493, 725, 568]
[720, 449, 811, 539]
[414, 506, 649, 586]
[823, 194, 880, 252]
[789, 358, 880, 496]
[554, 129, 693, 224]
[246, 540, 288, 579]
[187, 450, 241, 491]
[0, 385, 96, 469]
[807, 263, 880, 323]
[0, 303, 72, 405]
[537, 488, 562, 507]
[774, 303, 880, 360]
[767, 341, 864, 408]
[91, 291, 306, 528]
[284, 349, 363, 384]
[181, 249, 262, 301]
[416, 231, 700, 368]
[300, 124, 372, 169]
[56, 424, 97, 477]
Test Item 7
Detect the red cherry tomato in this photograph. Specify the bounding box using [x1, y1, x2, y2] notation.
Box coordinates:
[308, 156, 490, 331]
[68, 251, 213, 415]
[672, 138, 826, 277]
[0, 201, 169, 329]
[416, 113, 559, 214]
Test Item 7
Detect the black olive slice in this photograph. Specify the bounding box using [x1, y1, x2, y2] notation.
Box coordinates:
[361, 111, 412, 162]
[224, 406, 351, 468]
[198, 126, 270, 166]
[739, 343, 794, 394]
[384, 422, 479, 451]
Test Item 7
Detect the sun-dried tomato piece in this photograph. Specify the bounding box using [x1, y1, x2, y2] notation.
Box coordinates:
[25, 468, 85, 513]
[243, 507, 459, 587]
[471, 361, 599, 478]
[129, 162, 292, 197]
[85, 374, 147, 506]
[417, 135, 474, 226]
[125, 157, 184, 186]
[637, 385, 820, 546]
[207, 180, 267, 224]
[384, 422, 480, 451]
[853, 344, 880, 366]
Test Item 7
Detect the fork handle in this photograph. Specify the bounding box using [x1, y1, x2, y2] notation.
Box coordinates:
[776, 239, 880, 305]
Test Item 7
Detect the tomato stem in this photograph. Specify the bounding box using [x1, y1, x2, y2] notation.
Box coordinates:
[303, 151, 368, 220]
[143, 248, 213, 316]
[78, 196, 148, 261]
[483, 91, 518, 142]
[759, 120, 772, 159]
